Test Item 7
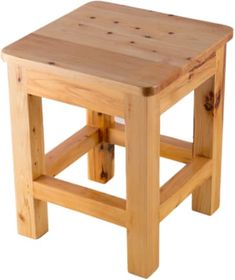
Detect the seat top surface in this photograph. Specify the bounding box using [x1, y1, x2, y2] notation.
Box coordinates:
[2, 1, 233, 92]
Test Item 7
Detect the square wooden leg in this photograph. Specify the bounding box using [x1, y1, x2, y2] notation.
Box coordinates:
[192, 46, 226, 214]
[87, 110, 114, 183]
[8, 64, 48, 238]
[125, 94, 160, 278]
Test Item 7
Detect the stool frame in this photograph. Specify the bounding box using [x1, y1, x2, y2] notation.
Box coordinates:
[6, 44, 225, 277]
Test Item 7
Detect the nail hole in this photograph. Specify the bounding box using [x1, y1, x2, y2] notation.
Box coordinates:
[78, 23, 84, 27]
[168, 32, 175, 35]
[48, 61, 55, 65]
[107, 31, 113, 35]
[144, 35, 152, 39]
[113, 21, 119, 24]
[135, 27, 141, 30]
[168, 14, 174, 17]
[130, 41, 135, 44]
[152, 50, 157, 53]
[90, 16, 96, 19]
[186, 57, 192, 61]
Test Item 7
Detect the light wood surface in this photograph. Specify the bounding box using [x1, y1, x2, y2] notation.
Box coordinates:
[160, 157, 212, 221]
[2, 2, 233, 278]
[192, 47, 226, 214]
[33, 175, 126, 227]
[87, 111, 115, 183]
[108, 123, 192, 163]
[45, 125, 99, 176]
[26, 70, 126, 117]
[125, 94, 160, 277]
[8, 64, 48, 238]
[159, 54, 216, 113]
[2, 2, 232, 93]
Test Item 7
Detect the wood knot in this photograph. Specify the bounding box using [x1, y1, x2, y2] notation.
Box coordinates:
[48, 61, 55, 65]
[108, 144, 114, 153]
[215, 90, 221, 109]
[18, 213, 25, 222]
[100, 166, 108, 180]
[204, 90, 222, 114]
[204, 91, 214, 112]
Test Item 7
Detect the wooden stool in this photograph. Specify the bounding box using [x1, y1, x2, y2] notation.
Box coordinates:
[2, 2, 233, 278]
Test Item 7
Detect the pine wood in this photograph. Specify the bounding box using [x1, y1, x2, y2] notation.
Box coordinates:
[125, 94, 160, 277]
[159, 54, 216, 114]
[160, 157, 212, 221]
[87, 111, 115, 183]
[26, 70, 126, 117]
[108, 123, 192, 163]
[2, 2, 232, 94]
[45, 125, 100, 176]
[33, 175, 126, 227]
[8, 64, 48, 238]
[2, 2, 233, 278]
[192, 47, 226, 214]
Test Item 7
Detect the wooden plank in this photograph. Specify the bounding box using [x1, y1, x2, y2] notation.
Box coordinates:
[2, 2, 232, 92]
[26, 69, 126, 117]
[125, 94, 160, 277]
[45, 125, 100, 176]
[8, 64, 48, 238]
[160, 157, 212, 221]
[159, 55, 216, 114]
[33, 175, 126, 227]
[160, 135, 192, 163]
[108, 123, 192, 163]
[108, 123, 125, 147]
[87, 111, 115, 183]
[192, 46, 226, 214]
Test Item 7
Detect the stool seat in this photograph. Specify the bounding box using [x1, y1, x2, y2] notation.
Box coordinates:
[2, 1, 232, 93]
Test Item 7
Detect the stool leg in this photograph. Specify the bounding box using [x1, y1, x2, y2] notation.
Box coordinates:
[192, 46, 226, 215]
[87, 110, 114, 183]
[8, 64, 48, 238]
[125, 94, 160, 278]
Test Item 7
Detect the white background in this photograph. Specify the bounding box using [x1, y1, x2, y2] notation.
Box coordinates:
[0, 1, 234, 279]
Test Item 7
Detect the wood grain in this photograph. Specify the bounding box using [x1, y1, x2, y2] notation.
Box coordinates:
[87, 111, 115, 183]
[192, 46, 226, 214]
[108, 123, 192, 163]
[45, 125, 100, 176]
[125, 94, 160, 277]
[33, 175, 126, 227]
[160, 157, 212, 221]
[8, 64, 48, 238]
[2, 2, 232, 93]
